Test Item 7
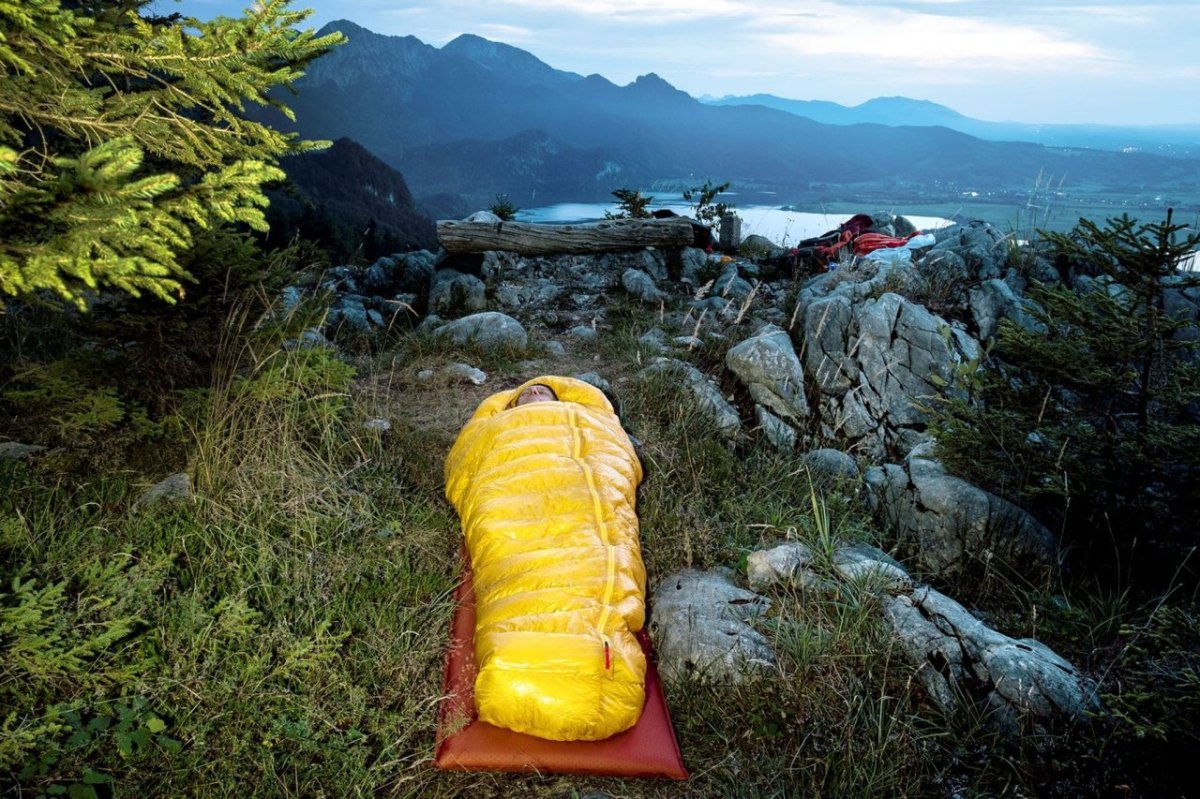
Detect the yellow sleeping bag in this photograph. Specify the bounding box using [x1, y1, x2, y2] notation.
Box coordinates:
[444, 375, 647, 741]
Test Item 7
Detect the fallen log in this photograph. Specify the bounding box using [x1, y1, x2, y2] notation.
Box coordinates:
[437, 217, 695, 255]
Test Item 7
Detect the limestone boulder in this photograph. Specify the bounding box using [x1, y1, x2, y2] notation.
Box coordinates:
[429, 269, 487, 316]
[864, 446, 1059, 574]
[725, 324, 809, 421]
[433, 312, 528, 350]
[883, 586, 1099, 734]
[650, 569, 777, 682]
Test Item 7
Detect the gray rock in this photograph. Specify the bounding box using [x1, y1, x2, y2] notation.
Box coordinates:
[544, 340, 567, 358]
[278, 285, 304, 313]
[803, 295, 856, 396]
[746, 542, 821, 592]
[930, 221, 1006, 280]
[566, 325, 598, 342]
[801, 448, 860, 485]
[831, 543, 913, 591]
[465, 210, 502, 223]
[719, 213, 742, 250]
[680, 247, 710, 287]
[0, 441, 45, 461]
[387, 294, 421, 325]
[324, 265, 358, 294]
[326, 294, 379, 332]
[755, 405, 796, 453]
[638, 359, 741, 438]
[747, 540, 906, 594]
[891, 214, 919, 238]
[621, 268, 665, 304]
[883, 586, 1099, 734]
[741, 233, 779, 254]
[363, 418, 392, 432]
[1164, 283, 1200, 344]
[282, 328, 334, 351]
[480, 250, 520, 280]
[970, 278, 1042, 340]
[1026, 254, 1061, 285]
[573, 372, 612, 395]
[416, 314, 442, 334]
[433, 312, 528, 350]
[673, 335, 704, 349]
[747, 536, 1093, 736]
[714, 264, 753, 300]
[725, 324, 809, 420]
[854, 294, 960, 426]
[650, 569, 777, 682]
[135, 472, 191, 508]
[638, 328, 669, 353]
[805, 292, 980, 457]
[429, 269, 487, 316]
[635, 248, 669, 281]
[444, 363, 488, 385]
[493, 284, 522, 307]
[362, 256, 400, 294]
[864, 448, 1059, 574]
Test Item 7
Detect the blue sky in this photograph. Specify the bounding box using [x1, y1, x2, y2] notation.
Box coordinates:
[165, 0, 1200, 126]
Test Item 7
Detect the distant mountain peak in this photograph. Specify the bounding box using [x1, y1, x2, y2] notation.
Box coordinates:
[631, 72, 670, 88]
[316, 19, 373, 38]
[627, 72, 692, 102]
[303, 23, 439, 89]
[442, 33, 582, 87]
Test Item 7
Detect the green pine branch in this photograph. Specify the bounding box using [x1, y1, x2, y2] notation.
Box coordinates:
[0, 0, 344, 307]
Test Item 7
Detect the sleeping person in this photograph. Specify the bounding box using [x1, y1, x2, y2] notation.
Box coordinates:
[444, 376, 647, 741]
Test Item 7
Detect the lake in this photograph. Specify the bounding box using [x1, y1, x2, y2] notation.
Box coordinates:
[515, 196, 953, 247]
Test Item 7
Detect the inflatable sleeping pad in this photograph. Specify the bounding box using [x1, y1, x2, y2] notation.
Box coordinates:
[444, 376, 647, 741]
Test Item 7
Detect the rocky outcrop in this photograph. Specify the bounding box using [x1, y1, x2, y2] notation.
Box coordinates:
[800, 448, 860, 486]
[802, 291, 980, 458]
[725, 324, 809, 422]
[747, 539, 1097, 735]
[883, 587, 1099, 734]
[864, 444, 1059, 573]
[969, 278, 1043, 340]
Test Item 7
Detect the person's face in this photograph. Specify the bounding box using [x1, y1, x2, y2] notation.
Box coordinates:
[515, 384, 556, 406]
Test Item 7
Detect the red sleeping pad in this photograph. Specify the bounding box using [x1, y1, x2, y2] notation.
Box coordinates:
[435, 557, 688, 779]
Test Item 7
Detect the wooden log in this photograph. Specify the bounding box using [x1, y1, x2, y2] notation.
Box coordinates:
[436, 217, 695, 255]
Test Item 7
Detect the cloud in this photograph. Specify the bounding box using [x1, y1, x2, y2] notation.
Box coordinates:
[472, 23, 539, 43]
[472, 0, 746, 23]
[744, 4, 1111, 71]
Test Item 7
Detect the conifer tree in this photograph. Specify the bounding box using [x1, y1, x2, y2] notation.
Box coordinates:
[0, 0, 343, 308]
[932, 212, 1200, 581]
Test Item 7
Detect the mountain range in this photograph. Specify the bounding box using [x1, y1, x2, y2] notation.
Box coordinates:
[258, 21, 1200, 214]
[704, 95, 1200, 159]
